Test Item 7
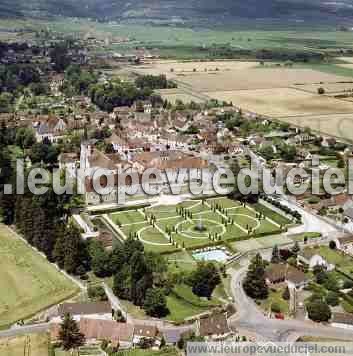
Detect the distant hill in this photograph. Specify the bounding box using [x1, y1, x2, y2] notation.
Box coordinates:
[2, 0, 353, 25]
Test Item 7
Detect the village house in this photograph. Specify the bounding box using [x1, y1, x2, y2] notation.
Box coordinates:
[265, 264, 308, 290]
[197, 311, 231, 340]
[50, 318, 134, 349]
[248, 135, 265, 147]
[59, 152, 80, 177]
[49, 74, 64, 96]
[34, 116, 67, 142]
[80, 318, 134, 348]
[334, 235, 353, 256]
[161, 327, 193, 346]
[330, 313, 353, 330]
[322, 137, 337, 148]
[132, 324, 160, 346]
[111, 106, 134, 121]
[105, 133, 129, 156]
[294, 133, 316, 145]
[308, 193, 352, 214]
[157, 132, 189, 151]
[56, 302, 112, 321]
[296, 149, 313, 161]
[344, 207, 353, 222]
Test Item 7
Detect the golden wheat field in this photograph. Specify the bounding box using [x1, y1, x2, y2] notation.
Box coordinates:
[204, 88, 353, 116]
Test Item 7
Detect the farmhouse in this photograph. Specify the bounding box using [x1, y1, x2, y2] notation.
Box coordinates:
[80, 318, 134, 348]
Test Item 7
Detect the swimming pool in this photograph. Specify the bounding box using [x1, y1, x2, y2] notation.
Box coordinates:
[193, 249, 228, 262]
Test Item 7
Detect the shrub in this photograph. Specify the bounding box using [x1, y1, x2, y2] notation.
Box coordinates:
[282, 287, 290, 301]
[326, 292, 339, 306]
[87, 285, 108, 301]
[343, 280, 353, 289]
[271, 302, 281, 313]
[306, 300, 331, 322]
[329, 240, 337, 250]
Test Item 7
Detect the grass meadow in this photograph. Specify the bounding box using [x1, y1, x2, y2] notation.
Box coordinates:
[0, 225, 79, 328]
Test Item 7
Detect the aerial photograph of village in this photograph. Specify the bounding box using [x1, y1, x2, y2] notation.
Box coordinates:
[4, 0, 353, 355]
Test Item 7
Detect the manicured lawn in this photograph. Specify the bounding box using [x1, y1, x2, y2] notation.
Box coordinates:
[165, 295, 207, 323]
[289, 232, 322, 242]
[0, 225, 79, 328]
[316, 246, 353, 276]
[103, 198, 284, 252]
[146, 205, 180, 219]
[252, 203, 292, 226]
[110, 210, 146, 225]
[206, 197, 240, 209]
[167, 251, 197, 273]
[166, 284, 221, 322]
[0, 333, 49, 356]
[173, 284, 221, 308]
[231, 234, 293, 253]
[120, 221, 148, 237]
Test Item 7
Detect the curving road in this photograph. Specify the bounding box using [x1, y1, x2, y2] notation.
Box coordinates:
[228, 266, 353, 341]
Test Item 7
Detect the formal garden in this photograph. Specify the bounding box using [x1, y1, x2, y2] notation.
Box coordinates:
[102, 197, 291, 255]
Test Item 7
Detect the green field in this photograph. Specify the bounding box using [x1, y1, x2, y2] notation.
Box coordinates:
[315, 246, 353, 276]
[104, 197, 286, 253]
[231, 234, 293, 253]
[5, 17, 353, 60]
[0, 225, 79, 328]
[289, 232, 322, 242]
[116, 347, 179, 356]
[0, 333, 49, 356]
[166, 284, 222, 323]
[252, 203, 292, 226]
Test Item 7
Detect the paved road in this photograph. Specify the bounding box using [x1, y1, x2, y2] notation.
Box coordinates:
[280, 197, 338, 236]
[228, 266, 353, 341]
[0, 323, 50, 338]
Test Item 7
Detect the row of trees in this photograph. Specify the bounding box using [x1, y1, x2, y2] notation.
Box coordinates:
[135, 74, 177, 90]
[0, 124, 88, 275]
